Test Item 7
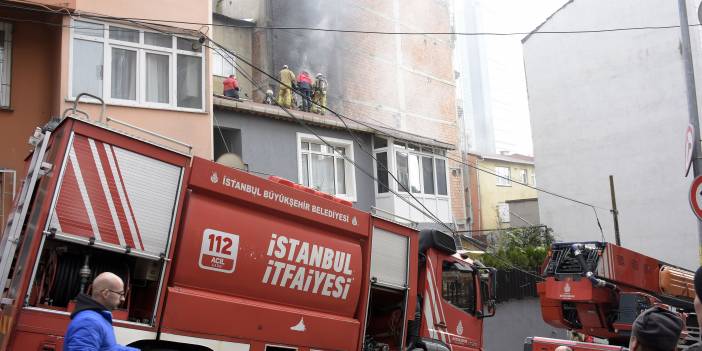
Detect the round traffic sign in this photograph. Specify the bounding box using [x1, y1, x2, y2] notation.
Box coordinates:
[690, 175, 702, 220]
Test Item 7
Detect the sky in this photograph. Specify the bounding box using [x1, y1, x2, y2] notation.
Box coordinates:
[471, 0, 568, 156]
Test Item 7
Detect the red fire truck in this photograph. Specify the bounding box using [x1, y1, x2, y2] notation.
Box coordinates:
[526, 241, 696, 350]
[0, 115, 496, 351]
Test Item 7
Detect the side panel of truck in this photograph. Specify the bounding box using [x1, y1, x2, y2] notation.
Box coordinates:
[162, 158, 372, 351]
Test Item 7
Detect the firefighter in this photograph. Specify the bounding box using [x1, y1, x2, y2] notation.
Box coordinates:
[312, 73, 328, 115]
[277, 65, 296, 108]
[297, 70, 313, 112]
[627, 306, 683, 351]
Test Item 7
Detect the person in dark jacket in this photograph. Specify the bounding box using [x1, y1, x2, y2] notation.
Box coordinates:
[687, 266, 702, 351]
[64, 272, 138, 351]
[296, 71, 313, 112]
[628, 306, 683, 351]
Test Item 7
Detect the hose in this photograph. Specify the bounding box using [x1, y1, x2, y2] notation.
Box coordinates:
[572, 244, 619, 291]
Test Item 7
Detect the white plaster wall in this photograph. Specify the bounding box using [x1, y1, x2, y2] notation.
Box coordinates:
[523, 0, 700, 269]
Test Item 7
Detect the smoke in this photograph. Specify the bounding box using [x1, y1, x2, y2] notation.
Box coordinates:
[269, 1, 345, 110]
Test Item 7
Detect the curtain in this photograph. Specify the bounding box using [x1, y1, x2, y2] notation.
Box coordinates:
[177, 54, 202, 109]
[72, 39, 103, 98]
[311, 154, 335, 194]
[146, 53, 169, 103]
[111, 48, 136, 100]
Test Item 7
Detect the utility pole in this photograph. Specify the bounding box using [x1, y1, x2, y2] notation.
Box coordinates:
[678, 0, 702, 264]
[609, 175, 621, 246]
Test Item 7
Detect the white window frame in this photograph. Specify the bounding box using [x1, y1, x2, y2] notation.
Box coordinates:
[495, 166, 511, 186]
[372, 137, 449, 199]
[296, 133, 357, 202]
[519, 168, 528, 184]
[0, 22, 12, 108]
[68, 19, 206, 113]
[497, 203, 510, 223]
[211, 49, 236, 77]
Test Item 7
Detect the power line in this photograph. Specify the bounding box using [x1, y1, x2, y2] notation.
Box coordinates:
[4, 3, 587, 280]
[5, 0, 702, 37]
[206, 42, 457, 237]
[207, 42, 550, 281]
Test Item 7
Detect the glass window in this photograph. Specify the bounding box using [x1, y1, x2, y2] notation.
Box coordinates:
[212, 50, 235, 77]
[376, 152, 389, 193]
[520, 169, 528, 184]
[177, 37, 201, 52]
[145, 53, 169, 103]
[335, 158, 346, 194]
[498, 203, 510, 223]
[311, 154, 335, 194]
[299, 136, 355, 199]
[374, 136, 387, 149]
[409, 154, 421, 193]
[301, 154, 310, 187]
[144, 32, 172, 48]
[72, 39, 104, 98]
[74, 20, 104, 38]
[422, 156, 434, 195]
[111, 48, 137, 100]
[442, 261, 475, 313]
[0, 23, 12, 107]
[71, 20, 204, 110]
[396, 151, 409, 192]
[109, 26, 139, 43]
[177, 54, 202, 109]
[496, 166, 511, 186]
[436, 158, 447, 195]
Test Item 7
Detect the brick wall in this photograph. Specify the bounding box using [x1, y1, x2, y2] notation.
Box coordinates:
[263, 0, 465, 224]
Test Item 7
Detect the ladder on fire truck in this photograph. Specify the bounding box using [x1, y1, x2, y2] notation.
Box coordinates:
[0, 128, 51, 305]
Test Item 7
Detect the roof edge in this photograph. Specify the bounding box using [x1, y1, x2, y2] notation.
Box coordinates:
[213, 96, 455, 150]
[521, 0, 575, 43]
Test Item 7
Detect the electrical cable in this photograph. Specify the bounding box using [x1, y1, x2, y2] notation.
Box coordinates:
[0, 3, 567, 280]
[206, 41, 458, 237]
[207, 42, 548, 281]
[8, 0, 702, 37]
[206, 37, 613, 216]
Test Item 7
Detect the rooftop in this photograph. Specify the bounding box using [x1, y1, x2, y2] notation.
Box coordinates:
[213, 95, 456, 150]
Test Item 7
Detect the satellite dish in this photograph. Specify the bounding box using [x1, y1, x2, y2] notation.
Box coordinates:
[215, 152, 246, 170]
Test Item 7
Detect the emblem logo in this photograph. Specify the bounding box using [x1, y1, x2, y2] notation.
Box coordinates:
[564, 282, 571, 293]
[352, 216, 358, 226]
[456, 320, 464, 335]
[210, 172, 219, 184]
[290, 317, 306, 332]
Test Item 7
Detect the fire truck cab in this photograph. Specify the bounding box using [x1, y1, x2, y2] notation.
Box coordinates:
[0, 116, 496, 351]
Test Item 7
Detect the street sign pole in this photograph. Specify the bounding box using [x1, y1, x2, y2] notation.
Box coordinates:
[680, 0, 702, 264]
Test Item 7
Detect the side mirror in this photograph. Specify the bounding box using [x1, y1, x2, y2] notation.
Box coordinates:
[477, 267, 497, 318]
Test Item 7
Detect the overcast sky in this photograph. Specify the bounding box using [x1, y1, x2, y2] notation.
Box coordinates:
[476, 0, 567, 156]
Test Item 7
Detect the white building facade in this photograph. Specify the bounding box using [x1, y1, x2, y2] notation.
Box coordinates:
[523, 0, 702, 269]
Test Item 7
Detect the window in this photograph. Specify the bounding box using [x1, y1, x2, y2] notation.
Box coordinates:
[0, 22, 12, 107]
[376, 152, 389, 193]
[390, 141, 448, 196]
[442, 261, 475, 313]
[498, 203, 510, 223]
[495, 166, 511, 186]
[532, 173, 536, 186]
[298, 134, 356, 201]
[70, 20, 205, 111]
[519, 169, 528, 184]
[212, 50, 235, 77]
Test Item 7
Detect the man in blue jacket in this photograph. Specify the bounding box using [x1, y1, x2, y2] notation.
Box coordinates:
[64, 272, 139, 350]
